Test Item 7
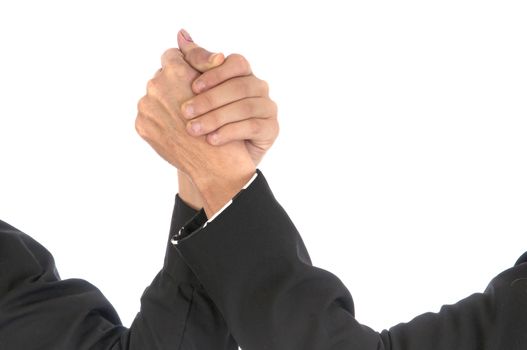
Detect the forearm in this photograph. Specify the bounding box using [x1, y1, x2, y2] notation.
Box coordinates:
[126, 194, 237, 349]
[172, 170, 527, 350]
[0, 204, 238, 350]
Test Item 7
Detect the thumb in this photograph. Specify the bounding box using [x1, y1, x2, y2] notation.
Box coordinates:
[178, 29, 225, 73]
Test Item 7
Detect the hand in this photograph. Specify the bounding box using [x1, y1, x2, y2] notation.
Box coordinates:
[177, 31, 279, 167]
[174, 30, 279, 210]
[135, 45, 255, 217]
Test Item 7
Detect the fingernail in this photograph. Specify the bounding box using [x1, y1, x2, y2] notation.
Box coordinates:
[189, 121, 202, 135]
[209, 133, 219, 145]
[194, 80, 206, 93]
[180, 29, 193, 42]
[182, 103, 194, 118]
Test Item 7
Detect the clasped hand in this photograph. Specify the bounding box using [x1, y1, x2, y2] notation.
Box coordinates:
[135, 30, 278, 217]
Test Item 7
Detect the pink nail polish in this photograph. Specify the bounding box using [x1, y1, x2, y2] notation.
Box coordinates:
[180, 29, 193, 42]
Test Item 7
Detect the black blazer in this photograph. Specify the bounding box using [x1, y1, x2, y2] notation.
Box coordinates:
[1, 168, 526, 349]
[0, 197, 236, 349]
[173, 168, 527, 350]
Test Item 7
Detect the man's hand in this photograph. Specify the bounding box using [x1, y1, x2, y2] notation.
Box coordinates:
[173, 29, 279, 210]
[135, 46, 256, 218]
[177, 30, 279, 167]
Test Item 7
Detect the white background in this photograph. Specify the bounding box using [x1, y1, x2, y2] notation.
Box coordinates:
[1, 0, 526, 333]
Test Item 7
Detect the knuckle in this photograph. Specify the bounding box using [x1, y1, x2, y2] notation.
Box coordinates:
[137, 97, 160, 125]
[146, 79, 159, 96]
[259, 79, 270, 95]
[269, 99, 278, 116]
[230, 53, 251, 73]
[162, 48, 176, 57]
[135, 116, 147, 138]
[153, 67, 163, 79]
[162, 49, 187, 75]
[162, 48, 183, 63]
[137, 96, 148, 113]
[166, 63, 187, 77]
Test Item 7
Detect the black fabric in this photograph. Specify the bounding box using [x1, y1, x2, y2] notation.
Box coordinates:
[516, 251, 527, 266]
[0, 194, 237, 349]
[172, 207, 208, 243]
[175, 168, 527, 350]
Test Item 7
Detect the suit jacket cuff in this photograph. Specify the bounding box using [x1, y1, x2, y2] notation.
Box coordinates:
[171, 169, 319, 344]
[163, 193, 201, 284]
[170, 171, 258, 244]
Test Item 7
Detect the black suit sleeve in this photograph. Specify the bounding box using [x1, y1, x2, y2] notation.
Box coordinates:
[0, 194, 237, 350]
[173, 169, 527, 350]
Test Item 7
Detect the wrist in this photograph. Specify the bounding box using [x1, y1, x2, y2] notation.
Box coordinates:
[192, 163, 256, 218]
[177, 170, 204, 210]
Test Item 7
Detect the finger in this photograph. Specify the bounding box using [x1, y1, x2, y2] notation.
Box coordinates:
[177, 29, 225, 73]
[180, 76, 269, 119]
[160, 48, 184, 69]
[205, 118, 279, 146]
[185, 97, 277, 136]
[153, 67, 163, 79]
[160, 48, 198, 82]
[192, 53, 253, 94]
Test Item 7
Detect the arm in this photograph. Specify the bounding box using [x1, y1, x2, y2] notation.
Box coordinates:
[0, 30, 276, 349]
[0, 196, 237, 349]
[166, 194, 238, 350]
[173, 169, 527, 350]
[178, 169, 204, 210]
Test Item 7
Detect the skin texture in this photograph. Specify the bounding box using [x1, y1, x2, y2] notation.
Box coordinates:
[136, 30, 279, 217]
[175, 30, 279, 210]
